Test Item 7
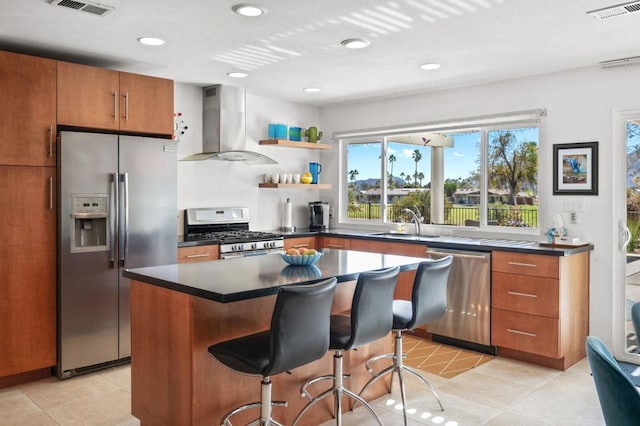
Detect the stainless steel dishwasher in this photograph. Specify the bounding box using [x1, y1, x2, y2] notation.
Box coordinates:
[424, 248, 492, 352]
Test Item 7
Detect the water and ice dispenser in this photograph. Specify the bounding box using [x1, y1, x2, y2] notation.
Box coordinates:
[70, 195, 109, 253]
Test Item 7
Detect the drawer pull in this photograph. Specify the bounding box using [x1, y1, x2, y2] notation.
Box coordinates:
[507, 328, 537, 337]
[186, 253, 210, 258]
[292, 244, 310, 248]
[326, 244, 344, 248]
[507, 261, 538, 268]
[508, 291, 538, 298]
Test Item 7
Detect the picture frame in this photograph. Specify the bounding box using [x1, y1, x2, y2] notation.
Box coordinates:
[552, 142, 598, 195]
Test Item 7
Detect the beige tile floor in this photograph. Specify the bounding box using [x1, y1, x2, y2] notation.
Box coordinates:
[0, 354, 605, 425]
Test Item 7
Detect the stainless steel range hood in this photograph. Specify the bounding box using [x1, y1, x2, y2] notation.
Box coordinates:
[181, 84, 277, 164]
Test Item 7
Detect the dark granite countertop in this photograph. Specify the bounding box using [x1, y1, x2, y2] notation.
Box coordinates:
[179, 228, 593, 256]
[124, 248, 424, 303]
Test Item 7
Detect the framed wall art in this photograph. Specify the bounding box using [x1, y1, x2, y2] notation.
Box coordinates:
[552, 141, 598, 195]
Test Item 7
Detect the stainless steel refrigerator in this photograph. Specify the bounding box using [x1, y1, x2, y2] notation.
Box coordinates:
[57, 131, 177, 379]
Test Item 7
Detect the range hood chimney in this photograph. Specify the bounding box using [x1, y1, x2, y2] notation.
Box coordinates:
[181, 84, 277, 164]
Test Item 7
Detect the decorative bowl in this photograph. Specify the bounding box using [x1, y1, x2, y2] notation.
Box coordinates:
[280, 252, 322, 266]
[280, 265, 322, 280]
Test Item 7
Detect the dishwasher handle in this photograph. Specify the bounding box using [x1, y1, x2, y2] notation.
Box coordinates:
[426, 249, 490, 262]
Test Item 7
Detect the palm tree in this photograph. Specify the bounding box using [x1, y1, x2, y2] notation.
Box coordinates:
[348, 169, 359, 188]
[417, 171, 425, 187]
[412, 149, 422, 188]
[388, 154, 396, 187]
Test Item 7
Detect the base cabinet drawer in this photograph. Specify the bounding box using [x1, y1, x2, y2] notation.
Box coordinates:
[492, 251, 558, 278]
[492, 272, 559, 318]
[319, 236, 351, 249]
[284, 237, 317, 251]
[491, 309, 560, 358]
[178, 246, 219, 263]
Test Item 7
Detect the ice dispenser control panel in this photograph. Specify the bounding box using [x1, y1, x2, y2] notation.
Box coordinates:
[70, 195, 109, 253]
[73, 196, 108, 216]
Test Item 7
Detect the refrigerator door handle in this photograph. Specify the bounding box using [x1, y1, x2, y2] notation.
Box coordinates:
[122, 172, 129, 267]
[109, 173, 118, 267]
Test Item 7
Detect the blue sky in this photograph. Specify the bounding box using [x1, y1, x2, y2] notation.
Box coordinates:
[347, 128, 540, 184]
[348, 132, 480, 183]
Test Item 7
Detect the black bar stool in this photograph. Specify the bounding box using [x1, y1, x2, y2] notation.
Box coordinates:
[358, 256, 453, 425]
[293, 266, 400, 426]
[208, 278, 337, 426]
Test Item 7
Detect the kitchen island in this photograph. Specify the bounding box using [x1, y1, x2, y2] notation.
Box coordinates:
[124, 249, 427, 426]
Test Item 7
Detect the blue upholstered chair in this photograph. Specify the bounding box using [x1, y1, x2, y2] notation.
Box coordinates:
[632, 301, 640, 349]
[585, 335, 640, 425]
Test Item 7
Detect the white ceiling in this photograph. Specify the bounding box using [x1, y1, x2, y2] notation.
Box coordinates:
[2, 0, 639, 106]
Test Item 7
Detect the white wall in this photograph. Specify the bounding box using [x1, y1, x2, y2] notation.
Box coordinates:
[319, 65, 640, 347]
[174, 83, 325, 232]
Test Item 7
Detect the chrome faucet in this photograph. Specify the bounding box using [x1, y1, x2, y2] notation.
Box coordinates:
[402, 208, 422, 235]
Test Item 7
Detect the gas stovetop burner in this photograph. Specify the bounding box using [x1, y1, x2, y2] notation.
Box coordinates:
[186, 230, 283, 244]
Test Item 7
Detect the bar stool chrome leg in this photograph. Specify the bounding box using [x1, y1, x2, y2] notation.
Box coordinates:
[293, 351, 383, 426]
[356, 331, 444, 425]
[220, 376, 287, 426]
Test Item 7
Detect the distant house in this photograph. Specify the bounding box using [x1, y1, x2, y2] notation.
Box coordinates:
[359, 187, 427, 203]
[452, 189, 534, 205]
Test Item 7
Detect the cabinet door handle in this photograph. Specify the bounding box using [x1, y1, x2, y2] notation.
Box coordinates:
[48, 176, 53, 210]
[507, 328, 537, 337]
[325, 244, 343, 248]
[508, 291, 538, 298]
[124, 92, 129, 121]
[186, 253, 211, 258]
[48, 125, 53, 157]
[113, 90, 118, 119]
[507, 261, 537, 268]
[292, 244, 310, 248]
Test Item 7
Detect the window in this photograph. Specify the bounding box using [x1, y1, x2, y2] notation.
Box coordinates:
[340, 111, 542, 231]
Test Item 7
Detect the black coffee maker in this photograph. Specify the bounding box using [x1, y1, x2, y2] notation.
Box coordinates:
[309, 201, 330, 231]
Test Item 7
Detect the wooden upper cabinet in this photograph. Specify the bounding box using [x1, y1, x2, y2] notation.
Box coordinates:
[0, 51, 56, 167]
[57, 61, 120, 131]
[57, 62, 174, 136]
[119, 72, 174, 135]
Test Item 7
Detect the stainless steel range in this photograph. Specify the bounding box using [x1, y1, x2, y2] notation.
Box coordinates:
[184, 207, 284, 259]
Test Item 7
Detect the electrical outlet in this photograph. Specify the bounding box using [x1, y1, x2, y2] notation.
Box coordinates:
[563, 198, 584, 212]
[569, 212, 577, 224]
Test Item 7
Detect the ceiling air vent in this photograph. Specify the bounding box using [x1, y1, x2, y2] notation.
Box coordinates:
[50, 0, 114, 17]
[587, 1, 640, 19]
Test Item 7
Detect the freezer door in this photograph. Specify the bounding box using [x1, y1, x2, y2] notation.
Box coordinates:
[118, 136, 177, 358]
[58, 132, 119, 374]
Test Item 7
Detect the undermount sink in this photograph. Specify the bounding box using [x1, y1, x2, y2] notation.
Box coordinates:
[367, 232, 439, 239]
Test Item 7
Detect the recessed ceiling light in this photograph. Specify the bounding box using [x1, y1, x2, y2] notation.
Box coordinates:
[419, 62, 441, 70]
[341, 38, 370, 49]
[232, 3, 266, 17]
[227, 72, 248, 78]
[137, 37, 166, 46]
[303, 87, 320, 93]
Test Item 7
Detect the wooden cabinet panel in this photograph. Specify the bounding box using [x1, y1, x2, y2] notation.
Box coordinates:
[350, 239, 427, 301]
[0, 166, 56, 377]
[284, 236, 317, 251]
[119, 72, 174, 135]
[319, 236, 351, 249]
[492, 271, 559, 318]
[57, 61, 120, 131]
[57, 62, 173, 135]
[0, 51, 56, 167]
[178, 245, 219, 263]
[492, 251, 559, 278]
[491, 309, 560, 358]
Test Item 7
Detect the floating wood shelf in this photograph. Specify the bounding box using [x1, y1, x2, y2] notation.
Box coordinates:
[259, 139, 332, 150]
[259, 183, 332, 189]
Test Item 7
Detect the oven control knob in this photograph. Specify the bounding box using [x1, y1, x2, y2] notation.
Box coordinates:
[251, 243, 258, 250]
[268, 241, 274, 248]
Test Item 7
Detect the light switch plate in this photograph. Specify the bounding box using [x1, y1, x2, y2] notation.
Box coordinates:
[563, 198, 584, 212]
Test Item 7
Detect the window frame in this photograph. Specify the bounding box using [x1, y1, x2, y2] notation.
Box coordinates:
[337, 110, 545, 236]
